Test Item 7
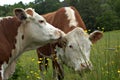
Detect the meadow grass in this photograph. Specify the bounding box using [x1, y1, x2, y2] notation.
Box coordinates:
[9, 30, 120, 80]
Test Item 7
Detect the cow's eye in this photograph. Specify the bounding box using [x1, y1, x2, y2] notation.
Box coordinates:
[69, 45, 73, 48]
[39, 20, 44, 23]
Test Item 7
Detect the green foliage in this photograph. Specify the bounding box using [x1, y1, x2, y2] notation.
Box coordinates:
[95, 2, 120, 31]
[108, 0, 120, 17]
[31, 0, 62, 14]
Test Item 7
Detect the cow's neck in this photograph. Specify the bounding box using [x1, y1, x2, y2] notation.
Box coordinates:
[0, 17, 21, 50]
[13, 23, 44, 54]
[0, 17, 33, 64]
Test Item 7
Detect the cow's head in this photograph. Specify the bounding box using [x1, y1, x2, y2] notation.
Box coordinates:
[56, 27, 103, 74]
[14, 8, 64, 49]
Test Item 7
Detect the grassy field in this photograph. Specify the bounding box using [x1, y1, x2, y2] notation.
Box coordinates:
[9, 30, 120, 80]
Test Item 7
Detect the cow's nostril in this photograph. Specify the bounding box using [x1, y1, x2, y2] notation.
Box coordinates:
[81, 63, 86, 68]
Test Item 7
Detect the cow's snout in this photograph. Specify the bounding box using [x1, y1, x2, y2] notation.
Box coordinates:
[54, 30, 65, 39]
[54, 30, 61, 39]
[75, 62, 93, 73]
[80, 62, 93, 71]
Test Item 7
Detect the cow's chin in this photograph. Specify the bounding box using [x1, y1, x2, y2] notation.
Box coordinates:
[74, 64, 93, 77]
[62, 63, 92, 77]
[62, 60, 93, 77]
[77, 67, 92, 77]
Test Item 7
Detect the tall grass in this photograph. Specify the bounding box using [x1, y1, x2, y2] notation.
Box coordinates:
[9, 30, 120, 80]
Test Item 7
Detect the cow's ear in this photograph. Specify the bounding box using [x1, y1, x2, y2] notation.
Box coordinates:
[57, 37, 67, 48]
[14, 8, 27, 21]
[25, 8, 34, 16]
[89, 31, 103, 43]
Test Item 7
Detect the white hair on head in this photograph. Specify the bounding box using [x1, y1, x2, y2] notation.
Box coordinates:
[65, 7, 78, 27]
[25, 8, 35, 12]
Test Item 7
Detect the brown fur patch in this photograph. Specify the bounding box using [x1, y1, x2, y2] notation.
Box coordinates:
[0, 17, 21, 64]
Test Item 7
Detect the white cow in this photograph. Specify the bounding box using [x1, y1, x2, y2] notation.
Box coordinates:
[55, 27, 103, 78]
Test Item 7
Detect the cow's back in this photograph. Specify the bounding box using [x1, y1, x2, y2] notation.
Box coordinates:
[43, 6, 86, 33]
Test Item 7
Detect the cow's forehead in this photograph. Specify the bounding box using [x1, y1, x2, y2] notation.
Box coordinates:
[34, 14, 45, 21]
[66, 28, 89, 39]
[65, 28, 92, 47]
[25, 8, 45, 21]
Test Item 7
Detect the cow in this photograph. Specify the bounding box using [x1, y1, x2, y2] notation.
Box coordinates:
[36, 6, 103, 80]
[0, 8, 65, 80]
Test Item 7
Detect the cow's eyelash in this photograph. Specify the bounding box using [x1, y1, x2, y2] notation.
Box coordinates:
[69, 45, 73, 48]
[39, 20, 44, 23]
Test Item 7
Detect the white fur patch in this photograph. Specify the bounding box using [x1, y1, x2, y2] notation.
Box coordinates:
[0, 62, 8, 79]
[0, 17, 3, 21]
[0, 68, 3, 79]
[65, 7, 78, 27]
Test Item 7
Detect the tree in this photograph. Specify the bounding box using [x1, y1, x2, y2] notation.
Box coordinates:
[109, 0, 120, 17]
[96, 2, 120, 31]
[31, 0, 62, 14]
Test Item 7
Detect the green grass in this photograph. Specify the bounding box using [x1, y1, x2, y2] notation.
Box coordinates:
[9, 30, 120, 80]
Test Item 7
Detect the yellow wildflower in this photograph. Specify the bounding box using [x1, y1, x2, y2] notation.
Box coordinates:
[97, 27, 100, 29]
[46, 58, 50, 61]
[34, 72, 37, 75]
[102, 27, 104, 30]
[26, 76, 30, 78]
[37, 76, 41, 79]
[118, 70, 120, 74]
[32, 58, 35, 61]
[84, 30, 87, 33]
[88, 29, 91, 32]
[30, 71, 34, 74]
[39, 58, 43, 60]
[38, 61, 42, 64]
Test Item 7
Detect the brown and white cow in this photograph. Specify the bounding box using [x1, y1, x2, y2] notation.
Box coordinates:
[37, 6, 103, 80]
[0, 8, 64, 80]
